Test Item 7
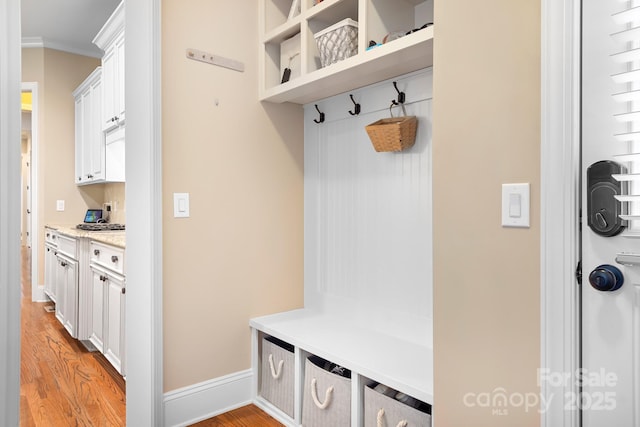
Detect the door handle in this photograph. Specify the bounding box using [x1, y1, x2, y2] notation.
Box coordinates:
[589, 264, 624, 292]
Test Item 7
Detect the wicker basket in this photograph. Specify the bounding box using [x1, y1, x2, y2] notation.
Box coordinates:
[365, 115, 417, 152]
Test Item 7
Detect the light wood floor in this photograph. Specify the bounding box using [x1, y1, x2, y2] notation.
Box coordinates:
[19, 247, 281, 426]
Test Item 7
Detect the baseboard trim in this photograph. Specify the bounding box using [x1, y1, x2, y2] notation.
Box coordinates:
[163, 369, 253, 427]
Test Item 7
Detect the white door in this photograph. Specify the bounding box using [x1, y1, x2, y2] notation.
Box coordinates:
[582, 1, 640, 425]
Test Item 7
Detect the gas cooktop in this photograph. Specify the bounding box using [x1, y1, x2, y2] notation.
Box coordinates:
[75, 223, 125, 231]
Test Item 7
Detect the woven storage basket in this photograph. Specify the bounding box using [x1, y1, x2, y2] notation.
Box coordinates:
[260, 336, 295, 417]
[302, 356, 351, 427]
[365, 115, 417, 152]
[314, 18, 358, 67]
[364, 384, 432, 427]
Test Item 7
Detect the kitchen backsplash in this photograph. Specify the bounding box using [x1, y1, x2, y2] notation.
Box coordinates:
[104, 182, 125, 224]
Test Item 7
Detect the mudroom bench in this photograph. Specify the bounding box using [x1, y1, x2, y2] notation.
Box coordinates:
[250, 308, 433, 426]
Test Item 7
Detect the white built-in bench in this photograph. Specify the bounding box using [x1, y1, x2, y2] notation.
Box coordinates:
[250, 308, 433, 426]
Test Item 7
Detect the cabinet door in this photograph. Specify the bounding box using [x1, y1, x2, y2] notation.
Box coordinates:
[102, 31, 125, 132]
[74, 95, 85, 184]
[102, 44, 118, 132]
[62, 258, 78, 338]
[105, 273, 125, 375]
[88, 77, 105, 181]
[89, 268, 106, 353]
[54, 256, 66, 325]
[81, 89, 93, 181]
[44, 245, 56, 302]
[115, 33, 125, 124]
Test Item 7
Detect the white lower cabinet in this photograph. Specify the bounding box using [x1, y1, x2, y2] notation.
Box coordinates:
[44, 229, 58, 302]
[105, 272, 125, 374]
[54, 234, 79, 338]
[43, 227, 126, 377]
[89, 267, 106, 352]
[89, 241, 126, 376]
[55, 253, 78, 338]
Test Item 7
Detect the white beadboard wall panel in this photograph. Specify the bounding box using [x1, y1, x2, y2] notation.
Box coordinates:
[304, 69, 433, 346]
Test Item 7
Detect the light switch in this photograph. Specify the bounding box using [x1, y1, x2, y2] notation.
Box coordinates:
[173, 193, 190, 218]
[56, 200, 65, 212]
[502, 183, 529, 228]
[509, 193, 522, 217]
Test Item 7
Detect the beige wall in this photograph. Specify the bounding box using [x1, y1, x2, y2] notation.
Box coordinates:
[21, 48, 126, 285]
[432, 1, 541, 425]
[162, 0, 304, 391]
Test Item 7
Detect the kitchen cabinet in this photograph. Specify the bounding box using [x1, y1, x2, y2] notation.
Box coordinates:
[44, 227, 58, 302]
[55, 234, 79, 338]
[43, 226, 126, 376]
[73, 67, 125, 185]
[73, 67, 105, 185]
[93, 1, 125, 133]
[259, 0, 433, 104]
[89, 241, 126, 375]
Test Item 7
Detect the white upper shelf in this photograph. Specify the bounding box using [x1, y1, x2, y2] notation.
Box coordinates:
[261, 28, 433, 104]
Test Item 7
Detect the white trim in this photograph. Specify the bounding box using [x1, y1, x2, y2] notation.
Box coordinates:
[21, 81, 45, 303]
[540, 0, 582, 426]
[163, 370, 253, 427]
[20, 36, 102, 59]
[0, 0, 22, 424]
[124, 0, 164, 425]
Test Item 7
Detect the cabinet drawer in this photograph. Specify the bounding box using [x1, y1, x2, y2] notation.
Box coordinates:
[44, 228, 58, 245]
[90, 241, 125, 275]
[57, 234, 77, 259]
[364, 384, 431, 427]
[260, 336, 294, 417]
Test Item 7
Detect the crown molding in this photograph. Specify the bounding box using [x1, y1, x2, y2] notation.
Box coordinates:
[21, 36, 101, 58]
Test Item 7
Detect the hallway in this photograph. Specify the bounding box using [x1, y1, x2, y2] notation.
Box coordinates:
[19, 247, 126, 426]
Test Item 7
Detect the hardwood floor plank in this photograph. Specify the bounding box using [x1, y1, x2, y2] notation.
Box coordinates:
[188, 405, 283, 427]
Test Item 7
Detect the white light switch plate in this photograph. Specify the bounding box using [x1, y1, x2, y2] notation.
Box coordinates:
[173, 193, 190, 218]
[56, 200, 65, 212]
[502, 183, 530, 228]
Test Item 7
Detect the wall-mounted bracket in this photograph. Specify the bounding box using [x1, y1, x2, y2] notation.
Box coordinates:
[186, 48, 245, 73]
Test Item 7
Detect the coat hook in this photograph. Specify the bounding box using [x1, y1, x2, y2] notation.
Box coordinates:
[314, 104, 325, 123]
[391, 81, 406, 106]
[348, 94, 361, 116]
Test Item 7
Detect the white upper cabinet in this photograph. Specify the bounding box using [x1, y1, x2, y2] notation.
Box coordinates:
[73, 67, 105, 185]
[259, 0, 433, 104]
[93, 1, 125, 132]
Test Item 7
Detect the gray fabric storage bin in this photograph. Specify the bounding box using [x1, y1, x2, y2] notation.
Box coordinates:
[302, 356, 351, 427]
[364, 384, 431, 427]
[260, 336, 295, 417]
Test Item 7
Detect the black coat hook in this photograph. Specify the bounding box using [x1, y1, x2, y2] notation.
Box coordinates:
[391, 81, 406, 106]
[314, 104, 325, 123]
[348, 94, 361, 116]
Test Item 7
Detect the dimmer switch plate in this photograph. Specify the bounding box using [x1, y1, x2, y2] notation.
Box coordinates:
[502, 183, 530, 228]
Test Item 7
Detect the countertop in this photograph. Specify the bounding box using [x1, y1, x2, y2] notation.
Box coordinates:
[45, 224, 126, 248]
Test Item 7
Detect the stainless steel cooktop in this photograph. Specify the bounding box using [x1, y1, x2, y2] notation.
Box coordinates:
[75, 223, 125, 231]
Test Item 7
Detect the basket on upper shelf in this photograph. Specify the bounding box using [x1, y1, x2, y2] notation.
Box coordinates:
[314, 18, 358, 68]
[365, 110, 417, 152]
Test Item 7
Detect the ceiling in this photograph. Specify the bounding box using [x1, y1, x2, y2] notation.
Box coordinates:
[21, 0, 121, 58]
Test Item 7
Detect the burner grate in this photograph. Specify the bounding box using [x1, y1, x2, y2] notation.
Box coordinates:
[76, 223, 125, 231]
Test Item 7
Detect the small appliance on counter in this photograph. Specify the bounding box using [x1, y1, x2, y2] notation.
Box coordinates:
[76, 209, 125, 231]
